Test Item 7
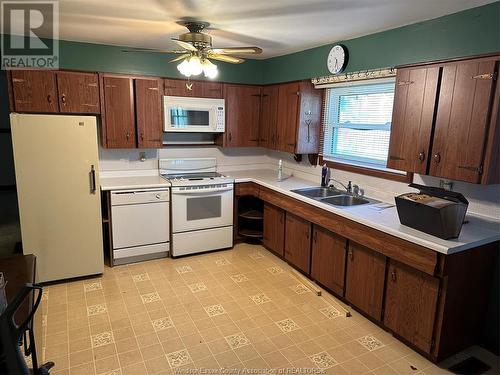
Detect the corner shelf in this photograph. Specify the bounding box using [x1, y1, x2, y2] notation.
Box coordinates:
[235, 196, 263, 243]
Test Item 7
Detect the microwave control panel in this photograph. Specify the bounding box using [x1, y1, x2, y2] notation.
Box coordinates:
[215, 106, 225, 132]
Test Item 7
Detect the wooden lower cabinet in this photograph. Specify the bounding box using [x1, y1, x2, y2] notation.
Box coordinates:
[311, 226, 347, 296]
[284, 213, 312, 274]
[263, 203, 285, 257]
[383, 260, 439, 354]
[345, 242, 386, 320]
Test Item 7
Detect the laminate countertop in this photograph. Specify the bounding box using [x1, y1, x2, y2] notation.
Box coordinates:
[100, 175, 171, 191]
[224, 169, 500, 255]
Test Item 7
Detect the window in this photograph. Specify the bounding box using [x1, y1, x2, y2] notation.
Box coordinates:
[322, 79, 395, 169]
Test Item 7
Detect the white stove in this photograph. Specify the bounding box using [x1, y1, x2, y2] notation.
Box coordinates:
[160, 158, 234, 257]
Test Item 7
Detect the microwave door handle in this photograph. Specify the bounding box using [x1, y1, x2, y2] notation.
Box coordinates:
[173, 187, 233, 195]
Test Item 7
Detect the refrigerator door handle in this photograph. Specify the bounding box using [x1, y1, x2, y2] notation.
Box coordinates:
[89, 165, 97, 194]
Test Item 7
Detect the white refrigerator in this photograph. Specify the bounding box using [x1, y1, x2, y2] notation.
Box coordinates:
[10, 114, 104, 282]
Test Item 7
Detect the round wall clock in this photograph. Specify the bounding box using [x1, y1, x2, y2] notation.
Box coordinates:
[327, 44, 348, 74]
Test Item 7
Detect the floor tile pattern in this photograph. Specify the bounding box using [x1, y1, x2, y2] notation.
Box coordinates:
[38, 243, 499, 375]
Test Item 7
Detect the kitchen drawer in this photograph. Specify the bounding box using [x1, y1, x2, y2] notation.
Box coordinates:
[235, 182, 260, 197]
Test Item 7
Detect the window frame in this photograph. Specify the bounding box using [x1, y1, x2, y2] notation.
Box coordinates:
[319, 78, 413, 183]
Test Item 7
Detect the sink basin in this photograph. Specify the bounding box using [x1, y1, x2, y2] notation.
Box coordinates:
[321, 195, 370, 206]
[291, 187, 342, 199]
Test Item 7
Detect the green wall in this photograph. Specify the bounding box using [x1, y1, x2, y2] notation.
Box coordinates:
[262, 1, 500, 83]
[54, 39, 263, 84]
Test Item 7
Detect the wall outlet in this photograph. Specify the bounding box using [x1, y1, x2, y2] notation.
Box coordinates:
[439, 179, 453, 191]
[139, 152, 146, 162]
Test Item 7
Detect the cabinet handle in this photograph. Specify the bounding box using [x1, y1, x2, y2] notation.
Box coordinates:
[306, 119, 311, 142]
[47, 94, 52, 103]
[249, 139, 258, 142]
[89, 165, 96, 194]
[141, 133, 144, 141]
[348, 248, 353, 261]
[61, 94, 66, 104]
[126, 133, 130, 141]
[287, 143, 295, 147]
[433, 152, 441, 163]
[228, 132, 232, 142]
[280, 214, 283, 224]
[418, 151, 425, 162]
[391, 269, 397, 282]
[313, 230, 317, 243]
[458, 165, 483, 174]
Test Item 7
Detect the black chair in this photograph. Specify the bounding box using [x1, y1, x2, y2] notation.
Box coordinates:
[0, 283, 54, 375]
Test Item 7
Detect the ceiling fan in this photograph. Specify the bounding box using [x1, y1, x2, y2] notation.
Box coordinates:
[123, 21, 262, 78]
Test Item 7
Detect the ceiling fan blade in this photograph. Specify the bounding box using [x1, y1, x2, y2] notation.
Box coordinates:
[170, 53, 191, 62]
[171, 39, 198, 52]
[122, 48, 186, 54]
[208, 54, 244, 64]
[210, 47, 262, 55]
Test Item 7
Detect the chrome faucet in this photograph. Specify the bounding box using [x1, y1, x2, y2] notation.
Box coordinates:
[328, 178, 352, 193]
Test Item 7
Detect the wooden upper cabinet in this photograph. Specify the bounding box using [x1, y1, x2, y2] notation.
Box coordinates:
[430, 60, 498, 183]
[164, 78, 190, 96]
[345, 242, 386, 321]
[10, 70, 58, 113]
[276, 80, 322, 154]
[57, 71, 100, 114]
[135, 78, 163, 148]
[263, 203, 285, 257]
[284, 213, 312, 274]
[387, 66, 440, 174]
[276, 82, 300, 153]
[311, 226, 347, 296]
[384, 260, 439, 354]
[101, 76, 136, 148]
[295, 80, 322, 154]
[259, 85, 279, 148]
[164, 78, 222, 98]
[224, 84, 261, 147]
[197, 81, 223, 99]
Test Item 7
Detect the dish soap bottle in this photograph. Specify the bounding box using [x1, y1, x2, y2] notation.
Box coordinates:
[277, 159, 283, 181]
[321, 163, 329, 187]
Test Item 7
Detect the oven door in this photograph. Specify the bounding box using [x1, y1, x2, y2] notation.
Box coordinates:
[171, 184, 233, 232]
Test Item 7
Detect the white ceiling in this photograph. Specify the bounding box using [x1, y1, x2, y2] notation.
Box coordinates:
[27, 0, 498, 58]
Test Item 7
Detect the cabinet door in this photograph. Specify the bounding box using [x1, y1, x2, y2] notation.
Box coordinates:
[164, 78, 190, 96]
[345, 242, 386, 320]
[101, 76, 136, 148]
[260, 85, 279, 149]
[135, 78, 163, 148]
[10, 70, 58, 113]
[311, 226, 347, 296]
[57, 71, 100, 114]
[384, 260, 439, 354]
[387, 67, 440, 174]
[430, 60, 497, 183]
[198, 81, 223, 99]
[224, 84, 261, 147]
[276, 82, 300, 153]
[284, 213, 311, 274]
[295, 81, 322, 154]
[263, 203, 285, 257]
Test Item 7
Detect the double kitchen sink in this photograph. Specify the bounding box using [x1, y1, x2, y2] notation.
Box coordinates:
[291, 186, 379, 207]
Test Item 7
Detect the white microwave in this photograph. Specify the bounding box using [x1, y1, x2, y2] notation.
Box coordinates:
[163, 96, 225, 133]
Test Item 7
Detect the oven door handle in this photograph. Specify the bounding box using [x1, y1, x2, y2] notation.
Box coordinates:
[172, 187, 233, 195]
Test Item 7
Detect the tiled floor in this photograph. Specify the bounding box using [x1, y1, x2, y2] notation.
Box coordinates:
[38, 243, 499, 375]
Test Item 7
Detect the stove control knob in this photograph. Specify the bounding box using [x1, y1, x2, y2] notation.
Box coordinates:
[155, 194, 161, 199]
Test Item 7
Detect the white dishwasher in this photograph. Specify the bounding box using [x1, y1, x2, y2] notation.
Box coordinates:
[111, 188, 170, 265]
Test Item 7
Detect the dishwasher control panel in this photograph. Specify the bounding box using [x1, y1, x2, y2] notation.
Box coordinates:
[111, 188, 170, 205]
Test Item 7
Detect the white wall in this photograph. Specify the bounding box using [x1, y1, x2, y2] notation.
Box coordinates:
[99, 146, 500, 219]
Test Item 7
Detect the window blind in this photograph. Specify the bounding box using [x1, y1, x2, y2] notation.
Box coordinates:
[321, 80, 395, 167]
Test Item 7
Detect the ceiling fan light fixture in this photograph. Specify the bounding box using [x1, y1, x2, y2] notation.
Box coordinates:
[177, 55, 204, 77]
[202, 58, 218, 79]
